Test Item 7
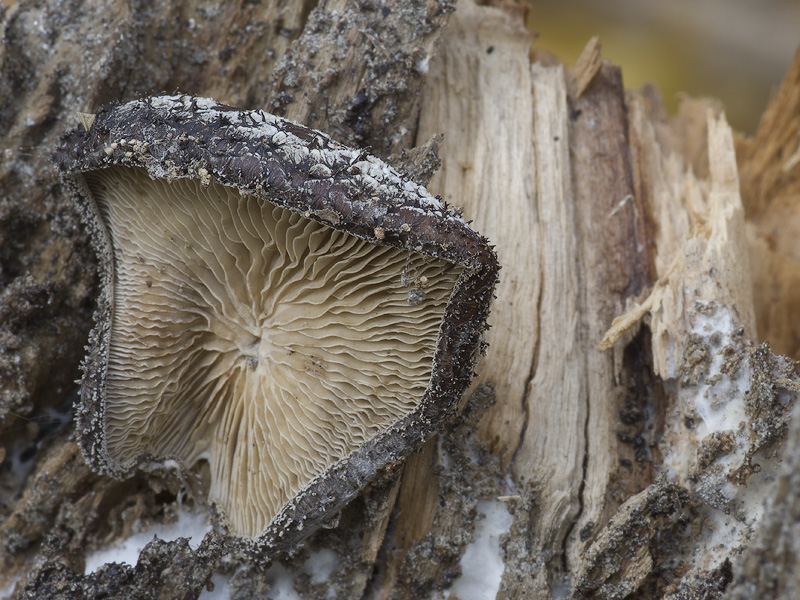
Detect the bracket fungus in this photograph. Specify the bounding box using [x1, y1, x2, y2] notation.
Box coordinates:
[55, 95, 498, 556]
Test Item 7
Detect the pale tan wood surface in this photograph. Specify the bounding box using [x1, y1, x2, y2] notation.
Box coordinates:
[419, 0, 539, 468]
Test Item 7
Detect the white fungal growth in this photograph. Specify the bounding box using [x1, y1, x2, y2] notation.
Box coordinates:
[662, 300, 789, 572]
[308, 164, 332, 178]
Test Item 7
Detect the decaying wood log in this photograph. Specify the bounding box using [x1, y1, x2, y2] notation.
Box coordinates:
[1, 0, 799, 598]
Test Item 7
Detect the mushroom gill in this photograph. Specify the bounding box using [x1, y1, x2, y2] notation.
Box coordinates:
[84, 165, 463, 537]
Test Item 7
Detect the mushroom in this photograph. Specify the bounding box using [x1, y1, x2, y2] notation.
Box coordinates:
[55, 95, 498, 556]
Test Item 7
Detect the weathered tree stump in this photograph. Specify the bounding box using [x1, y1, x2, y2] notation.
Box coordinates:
[1, 1, 799, 598]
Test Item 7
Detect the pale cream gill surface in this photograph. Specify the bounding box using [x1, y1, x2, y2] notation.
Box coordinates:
[84, 166, 462, 537]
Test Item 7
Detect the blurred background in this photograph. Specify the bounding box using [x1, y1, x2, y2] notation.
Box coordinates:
[528, 0, 800, 134]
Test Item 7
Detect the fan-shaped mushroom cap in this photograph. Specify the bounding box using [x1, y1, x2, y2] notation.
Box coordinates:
[55, 95, 497, 556]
